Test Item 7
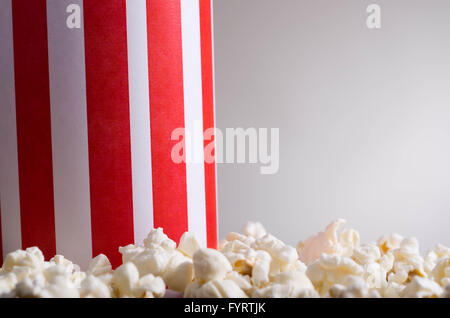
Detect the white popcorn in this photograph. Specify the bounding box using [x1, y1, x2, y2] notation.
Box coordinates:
[177, 232, 201, 258]
[298, 219, 359, 265]
[220, 227, 304, 281]
[87, 254, 112, 277]
[388, 237, 426, 285]
[119, 229, 197, 293]
[400, 276, 443, 298]
[388, 269, 409, 285]
[1, 247, 84, 298]
[242, 222, 267, 239]
[253, 284, 315, 298]
[251, 250, 272, 288]
[252, 270, 318, 299]
[49, 255, 86, 286]
[144, 227, 176, 251]
[380, 282, 405, 298]
[306, 254, 364, 296]
[14, 273, 47, 298]
[162, 251, 194, 292]
[80, 275, 112, 298]
[431, 258, 450, 286]
[42, 265, 80, 298]
[398, 237, 421, 254]
[112, 262, 165, 298]
[221, 238, 257, 275]
[329, 276, 380, 298]
[112, 262, 140, 297]
[184, 279, 247, 298]
[290, 259, 308, 272]
[352, 243, 381, 264]
[96, 273, 113, 287]
[14, 265, 80, 298]
[133, 273, 166, 298]
[0, 272, 18, 297]
[206, 279, 248, 298]
[3, 247, 45, 274]
[217, 239, 228, 251]
[120, 229, 198, 295]
[424, 244, 450, 275]
[361, 261, 386, 289]
[49, 255, 78, 273]
[377, 233, 403, 254]
[271, 270, 316, 291]
[268, 257, 306, 277]
[118, 244, 145, 264]
[3, 266, 32, 285]
[131, 248, 172, 277]
[379, 252, 395, 273]
[183, 281, 201, 297]
[442, 284, 450, 298]
[71, 271, 87, 287]
[2, 247, 85, 297]
[253, 234, 298, 265]
[1, 220, 448, 299]
[352, 243, 393, 289]
[226, 232, 256, 247]
[339, 229, 360, 258]
[193, 248, 232, 284]
[224, 271, 253, 293]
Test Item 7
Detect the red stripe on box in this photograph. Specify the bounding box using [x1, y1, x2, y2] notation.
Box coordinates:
[199, 0, 217, 248]
[147, 0, 188, 243]
[83, 0, 134, 267]
[11, 0, 56, 259]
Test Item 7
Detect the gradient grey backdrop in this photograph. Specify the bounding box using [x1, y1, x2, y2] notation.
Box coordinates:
[213, 0, 450, 251]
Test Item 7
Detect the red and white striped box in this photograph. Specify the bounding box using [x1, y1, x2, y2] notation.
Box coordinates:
[0, 0, 217, 268]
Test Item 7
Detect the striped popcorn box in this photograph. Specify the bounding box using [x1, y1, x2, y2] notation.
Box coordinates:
[0, 0, 217, 268]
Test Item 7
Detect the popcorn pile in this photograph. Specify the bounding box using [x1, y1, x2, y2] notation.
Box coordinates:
[1, 219, 449, 298]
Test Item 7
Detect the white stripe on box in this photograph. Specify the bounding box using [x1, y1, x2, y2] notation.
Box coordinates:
[0, 0, 22, 258]
[46, 0, 92, 268]
[126, 0, 154, 245]
[180, 0, 207, 247]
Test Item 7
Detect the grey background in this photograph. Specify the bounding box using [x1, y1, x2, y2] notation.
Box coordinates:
[213, 0, 450, 251]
